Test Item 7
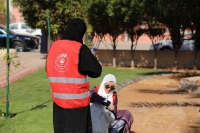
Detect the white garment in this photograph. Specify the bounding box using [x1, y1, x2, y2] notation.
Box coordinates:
[91, 74, 117, 133]
[90, 103, 115, 133]
[97, 74, 117, 103]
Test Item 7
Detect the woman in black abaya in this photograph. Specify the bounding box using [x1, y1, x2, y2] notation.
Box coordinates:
[51, 18, 102, 133]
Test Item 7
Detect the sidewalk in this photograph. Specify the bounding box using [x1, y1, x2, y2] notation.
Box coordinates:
[0, 49, 47, 89]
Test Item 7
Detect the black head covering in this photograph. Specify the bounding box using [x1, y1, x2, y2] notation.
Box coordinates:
[62, 18, 87, 43]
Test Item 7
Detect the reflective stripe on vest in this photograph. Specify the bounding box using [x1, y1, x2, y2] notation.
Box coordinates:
[53, 91, 90, 99]
[48, 77, 88, 84]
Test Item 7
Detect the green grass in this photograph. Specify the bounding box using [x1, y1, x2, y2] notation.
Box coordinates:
[0, 67, 171, 133]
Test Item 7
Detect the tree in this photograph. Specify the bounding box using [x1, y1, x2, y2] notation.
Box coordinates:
[0, 0, 6, 24]
[88, 0, 135, 67]
[126, 22, 143, 68]
[184, 0, 200, 70]
[143, 0, 195, 70]
[154, 0, 200, 70]
[12, 0, 88, 41]
[86, 0, 108, 50]
[146, 27, 165, 69]
[162, 1, 187, 70]
[125, 0, 145, 68]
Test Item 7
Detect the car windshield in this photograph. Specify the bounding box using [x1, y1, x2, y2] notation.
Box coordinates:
[0, 25, 16, 34]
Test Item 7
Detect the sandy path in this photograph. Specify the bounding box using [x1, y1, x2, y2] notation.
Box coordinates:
[117, 75, 200, 133]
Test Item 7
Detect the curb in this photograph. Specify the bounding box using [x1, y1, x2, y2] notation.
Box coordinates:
[115, 72, 200, 94]
[0, 63, 45, 89]
[115, 73, 174, 92]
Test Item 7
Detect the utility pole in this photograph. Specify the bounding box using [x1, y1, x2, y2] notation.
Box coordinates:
[5, 0, 10, 119]
[46, 9, 51, 50]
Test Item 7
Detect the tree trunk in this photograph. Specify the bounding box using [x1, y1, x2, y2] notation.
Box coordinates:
[113, 57, 116, 67]
[193, 50, 197, 70]
[131, 41, 135, 68]
[174, 50, 178, 70]
[193, 59, 197, 70]
[113, 42, 116, 67]
[170, 23, 181, 71]
[153, 49, 157, 69]
[193, 26, 200, 70]
[154, 58, 157, 69]
[131, 60, 135, 68]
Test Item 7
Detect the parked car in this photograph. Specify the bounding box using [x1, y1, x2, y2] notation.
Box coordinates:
[9, 22, 42, 37]
[150, 39, 173, 51]
[0, 24, 40, 52]
[150, 39, 199, 51]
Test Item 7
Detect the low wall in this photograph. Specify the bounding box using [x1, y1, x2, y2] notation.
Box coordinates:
[96, 50, 200, 69]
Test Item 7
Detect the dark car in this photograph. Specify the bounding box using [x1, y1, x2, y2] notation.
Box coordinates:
[0, 24, 40, 52]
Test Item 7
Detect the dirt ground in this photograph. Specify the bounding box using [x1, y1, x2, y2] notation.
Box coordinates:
[117, 74, 200, 133]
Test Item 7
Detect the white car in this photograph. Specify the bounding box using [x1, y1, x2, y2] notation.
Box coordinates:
[9, 22, 42, 37]
[150, 39, 173, 51]
[150, 39, 198, 51]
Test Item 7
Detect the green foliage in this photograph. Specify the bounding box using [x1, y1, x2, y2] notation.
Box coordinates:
[84, 33, 93, 48]
[143, 0, 200, 50]
[0, 98, 13, 118]
[147, 28, 164, 38]
[0, 101, 6, 117]
[0, 0, 5, 16]
[86, 0, 108, 36]
[11, 0, 200, 53]
[0, 48, 21, 118]
[0, 0, 6, 24]
[12, 0, 87, 40]
[1, 49, 21, 74]
[86, 0, 146, 45]
[125, 0, 145, 43]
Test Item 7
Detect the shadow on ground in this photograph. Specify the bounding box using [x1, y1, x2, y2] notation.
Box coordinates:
[1, 100, 51, 118]
[18, 100, 51, 113]
[138, 71, 176, 76]
[130, 102, 200, 108]
[0, 122, 5, 128]
[138, 71, 200, 81]
[189, 94, 200, 98]
[185, 119, 200, 133]
[170, 73, 200, 81]
[136, 88, 200, 99]
[40, 55, 47, 59]
[135, 88, 188, 95]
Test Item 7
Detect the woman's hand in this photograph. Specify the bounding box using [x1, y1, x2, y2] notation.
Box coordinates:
[108, 103, 114, 110]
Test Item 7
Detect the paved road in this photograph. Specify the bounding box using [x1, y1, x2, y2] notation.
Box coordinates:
[0, 49, 47, 89]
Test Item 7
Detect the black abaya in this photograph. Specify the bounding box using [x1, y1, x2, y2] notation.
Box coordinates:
[53, 44, 102, 133]
[47, 18, 102, 133]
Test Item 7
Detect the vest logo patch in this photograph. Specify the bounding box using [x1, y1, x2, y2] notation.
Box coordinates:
[55, 53, 68, 72]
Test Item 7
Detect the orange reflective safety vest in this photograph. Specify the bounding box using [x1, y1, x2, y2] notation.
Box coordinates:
[46, 40, 90, 108]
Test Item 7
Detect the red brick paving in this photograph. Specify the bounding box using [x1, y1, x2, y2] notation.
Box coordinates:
[0, 49, 47, 89]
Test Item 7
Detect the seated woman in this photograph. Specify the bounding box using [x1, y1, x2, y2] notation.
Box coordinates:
[90, 74, 134, 133]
